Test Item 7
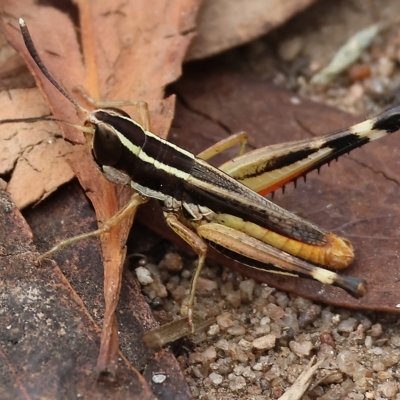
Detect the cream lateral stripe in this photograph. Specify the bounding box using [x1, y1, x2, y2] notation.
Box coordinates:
[137, 134, 193, 180]
[349, 117, 388, 141]
[349, 117, 375, 136]
[97, 112, 195, 180]
[112, 126, 141, 154]
[115, 111, 195, 158]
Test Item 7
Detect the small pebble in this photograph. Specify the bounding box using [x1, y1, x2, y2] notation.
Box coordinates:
[321, 309, 335, 327]
[365, 335, 373, 348]
[228, 343, 248, 363]
[181, 269, 191, 279]
[264, 365, 280, 381]
[238, 339, 252, 352]
[252, 334, 276, 350]
[247, 385, 262, 395]
[370, 323, 383, 337]
[191, 365, 206, 379]
[151, 280, 168, 298]
[135, 266, 154, 285]
[378, 381, 398, 398]
[337, 350, 361, 377]
[216, 313, 234, 330]
[201, 346, 217, 363]
[264, 304, 285, 320]
[348, 393, 364, 400]
[215, 339, 229, 351]
[233, 364, 245, 375]
[274, 292, 289, 309]
[197, 277, 218, 293]
[289, 340, 313, 356]
[170, 285, 186, 302]
[371, 346, 383, 355]
[242, 366, 256, 380]
[381, 350, 400, 367]
[298, 304, 321, 328]
[271, 385, 284, 399]
[293, 297, 312, 312]
[227, 325, 246, 336]
[225, 288, 241, 308]
[348, 325, 365, 344]
[320, 332, 335, 347]
[254, 324, 271, 336]
[239, 279, 255, 302]
[372, 361, 385, 372]
[377, 57, 394, 77]
[252, 363, 263, 371]
[217, 361, 233, 375]
[321, 371, 343, 384]
[281, 309, 299, 332]
[228, 376, 246, 391]
[337, 317, 357, 333]
[377, 370, 392, 380]
[318, 343, 335, 359]
[260, 285, 275, 298]
[260, 316, 271, 325]
[390, 334, 400, 347]
[207, 324, 220, 336]
[189, 352, 204, 364]
[209, 372, 223, 386]
[360, 317, 372, 329]
[152, 374, 166, 384]
[158, 252, 182, 272]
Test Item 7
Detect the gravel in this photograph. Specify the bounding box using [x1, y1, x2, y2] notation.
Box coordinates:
[140, 251, 400, 399]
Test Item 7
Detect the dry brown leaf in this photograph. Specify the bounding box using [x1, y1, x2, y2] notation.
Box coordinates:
[0, 88, 74, 209]
[186, 0, 317, 60]
[1, 0, 201, 381]
[0, 31, 25, 78]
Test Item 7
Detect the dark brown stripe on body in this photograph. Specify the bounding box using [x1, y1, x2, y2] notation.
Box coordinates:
[373, 106, 400, 132]
[94, 111, 147, 148]
[141, 134, 195, 175]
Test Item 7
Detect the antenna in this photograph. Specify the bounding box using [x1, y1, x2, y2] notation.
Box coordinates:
[0, 115, 93, 133]
[18, 18, 87, 115]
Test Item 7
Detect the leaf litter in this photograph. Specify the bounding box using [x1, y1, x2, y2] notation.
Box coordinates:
[2, 0, 400, 400]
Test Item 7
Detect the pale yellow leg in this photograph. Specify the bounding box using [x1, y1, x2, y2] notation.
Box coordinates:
[37, 193, 147, 263]
[73, 85, 151, 131]
[164, 213, 208, 332]
[197, 131, 248, 161]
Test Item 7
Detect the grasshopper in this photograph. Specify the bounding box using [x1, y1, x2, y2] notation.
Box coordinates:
[5, 19, 400, 336]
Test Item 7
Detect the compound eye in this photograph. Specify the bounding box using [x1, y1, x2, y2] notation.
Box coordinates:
[92, 125, 122, 166]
